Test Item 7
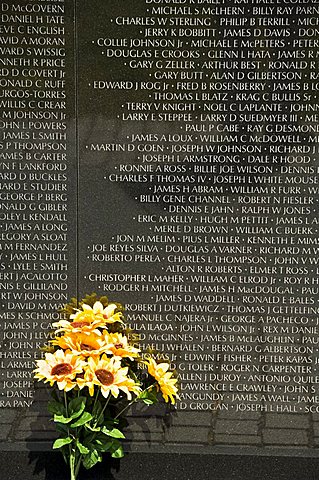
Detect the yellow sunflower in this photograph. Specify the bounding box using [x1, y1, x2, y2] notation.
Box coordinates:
[145, 358, 170, 380]
[52, 302, 122, 335]
[145, 358, 179, 405]
[33, 349, 86, 391]
[90, 301, 123, 324]
[104, 332, 140, 360]
[81, 355, 140, 399]
[52, 309, 105, 336]
[157, 375, 179, 405]
[52, 331, 109, 357]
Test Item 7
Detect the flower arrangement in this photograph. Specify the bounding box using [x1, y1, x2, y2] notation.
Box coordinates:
[34, 294, 179, 480]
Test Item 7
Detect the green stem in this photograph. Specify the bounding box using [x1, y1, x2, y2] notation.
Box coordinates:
[74, 455, 82, 479]
[64, 391, 74, 472]
[115, 384, 155, 419]
[64, 391, 69, 416]
[70, 451, 76, 480]
[92, 389, 100, 416]
[95, 395, 110, 427]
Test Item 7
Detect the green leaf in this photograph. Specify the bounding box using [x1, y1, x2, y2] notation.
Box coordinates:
[55, 423, 69, 435]
[92, 400, 102, 418]
[94, 439, 112, 453]
[51, 389, 60, 403]
[54, 414, 72, 424]
[99, 295, 109, 306]
[129, 369, 139, 384]
[92, 400, 105, 426]
[71, 412, 93, 428]
[48, 400, 65, 416]
[69, 397, 86, 420]
[53, 437, 73, 449]
[76, 440, 90, 455]
[85, 424, 101, 432]
[138, 390, 152, 399]
[111, 444, 124, 459]
[101, 427, 125, 439]
[82, 433, 95, 445]
[138, 388, 158, 405]
[104, 439, 125, 459]
[103, 415, 119, 426]
[83, 449, 102, 470]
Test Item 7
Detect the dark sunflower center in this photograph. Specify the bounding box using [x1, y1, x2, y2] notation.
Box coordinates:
[80, 343, 95, 351]
[95, 369, 114, 386]
[51, 363, 72, 376]
[114, 343, 123, 349]
[76, 372, 85, 380]
[72, 321, 90, 328]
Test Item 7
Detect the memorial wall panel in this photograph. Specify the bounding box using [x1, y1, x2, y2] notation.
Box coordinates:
[1, 0, 319, 459]
[0, 0, 76, 448]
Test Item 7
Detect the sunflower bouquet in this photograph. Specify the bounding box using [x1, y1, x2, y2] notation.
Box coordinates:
[34, 294, 179, 480]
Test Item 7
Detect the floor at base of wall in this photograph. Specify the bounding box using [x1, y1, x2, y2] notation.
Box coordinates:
[1, 452, 319, 480]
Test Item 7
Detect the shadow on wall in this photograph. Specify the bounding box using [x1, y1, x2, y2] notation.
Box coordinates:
[24, 384, 120, 479]
[25, 384, 172, 480]
[22, 386, 319, 480]
[27, 451, 119, 480]
[1, 451, 319, 480]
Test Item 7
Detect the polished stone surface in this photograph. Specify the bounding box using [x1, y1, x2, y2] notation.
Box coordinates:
[1, 452, 319, 480]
